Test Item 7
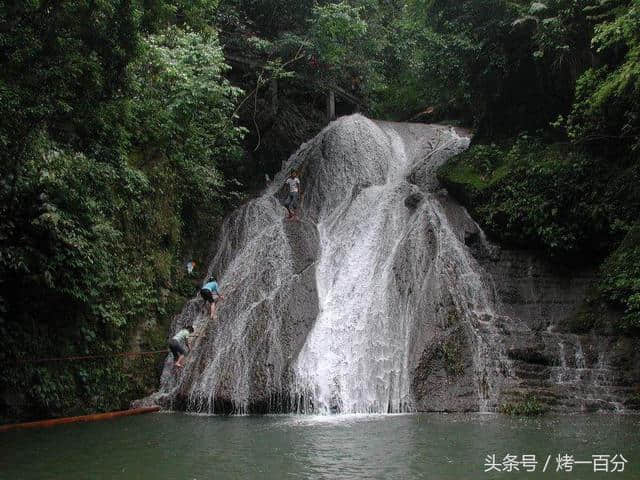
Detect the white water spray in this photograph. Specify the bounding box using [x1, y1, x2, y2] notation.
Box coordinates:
[148, 115, 514, 414]
[291, 120, 503, 413]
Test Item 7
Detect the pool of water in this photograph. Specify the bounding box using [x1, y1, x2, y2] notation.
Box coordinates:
[1, 413, 638, 479]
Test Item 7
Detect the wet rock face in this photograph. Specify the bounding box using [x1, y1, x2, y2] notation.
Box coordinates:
[139, 197, 321, 413]
[143, 115, 487, 413]
[139, 114, 638, 414]
[404, 192, 424, 210]
[412, 314, 479, 412]
[477, 248, 640, 412]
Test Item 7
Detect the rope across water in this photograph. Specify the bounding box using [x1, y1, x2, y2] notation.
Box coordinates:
[14, 349, 169, 365]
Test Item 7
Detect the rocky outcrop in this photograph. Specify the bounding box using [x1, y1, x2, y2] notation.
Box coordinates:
[137, 198, 320, 413]
[479, 248, 640, 412]
[424, 191, 640, 413]
[139, 114, 639, 414]
[411, 309, 479, 412]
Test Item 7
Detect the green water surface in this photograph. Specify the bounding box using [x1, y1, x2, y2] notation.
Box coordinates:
[1, 413, 638, 479]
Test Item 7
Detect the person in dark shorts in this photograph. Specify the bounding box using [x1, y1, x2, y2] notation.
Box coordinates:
[200, 277, 224, 319]
[169, 325, 194, 368]
[283, 171, 301, 220]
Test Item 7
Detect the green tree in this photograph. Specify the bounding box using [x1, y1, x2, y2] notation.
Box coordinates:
[0, 1, 244, 420]
[566, 0, 640, 154]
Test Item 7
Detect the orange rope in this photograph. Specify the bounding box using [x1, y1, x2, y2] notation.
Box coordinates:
[15, 349, 169, 365]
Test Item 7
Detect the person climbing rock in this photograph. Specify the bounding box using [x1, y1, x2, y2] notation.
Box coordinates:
[283, 170, 302, 220]
[201, 276, 224, 319]
[169, 325, 194, 368]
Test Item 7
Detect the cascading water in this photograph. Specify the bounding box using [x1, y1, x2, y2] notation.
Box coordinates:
[290, 121, 505, 413]
[141, 115, 517, 414]
[291, 127, 419, 414]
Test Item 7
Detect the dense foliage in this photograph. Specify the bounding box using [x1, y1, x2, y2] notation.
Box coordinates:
[0, 0, 244, 420]
[600, 226, 640, 328]
[217, 0, 638, 147]
[1, 0, 639, 419]
[438, 139, 639, 259]
[432, 1, 640, 329]
[566, 0, 640, 154]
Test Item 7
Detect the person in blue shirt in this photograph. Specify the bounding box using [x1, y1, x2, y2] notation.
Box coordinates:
[200, 276, 224, 319]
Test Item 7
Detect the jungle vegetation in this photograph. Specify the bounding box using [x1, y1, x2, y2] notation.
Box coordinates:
[1, 0, 638, 419]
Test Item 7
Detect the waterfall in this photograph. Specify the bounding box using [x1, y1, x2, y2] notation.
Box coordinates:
[144, 115, 513, 414]
[291, 120, 502, 413]
[291, 124, 417, 414]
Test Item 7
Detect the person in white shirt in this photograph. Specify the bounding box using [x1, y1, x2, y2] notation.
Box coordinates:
[284, 171, 302, 220]
[168, 325, 194, 368]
